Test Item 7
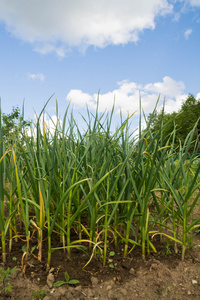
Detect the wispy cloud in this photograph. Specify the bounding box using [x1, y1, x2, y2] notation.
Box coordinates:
[188, 0, 200, 7]
[184, 28, 192, 40]
[196, 92, 200, 100]
[66, 76, 189, 116]
[0, 0, 173, 56]
[27, 73, 45, 81]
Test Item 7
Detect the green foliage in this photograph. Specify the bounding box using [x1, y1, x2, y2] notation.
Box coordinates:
[0, 267, 18, 297]
[109, 251, 115, 257]
[149, 94, 200, 150]
[32, 289, 49, 300]
[1, 106, 31, 144]
[54, 271, 80, 287]
[156, 283, 172, 300]
[1, 96, 200, 269]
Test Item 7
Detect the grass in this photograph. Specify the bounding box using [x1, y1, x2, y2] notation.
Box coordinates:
[0, 96, 200, 270]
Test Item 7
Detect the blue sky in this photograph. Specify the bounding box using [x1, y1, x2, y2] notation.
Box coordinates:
[0, 0, 200, 132]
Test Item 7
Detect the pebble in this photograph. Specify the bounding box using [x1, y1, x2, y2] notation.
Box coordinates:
[129, 268, 135, 275]
[106, 285, 112, 291]
[75, 285, 82, 292]
[47, 273, 55, 288]
[91, 276, 99, 286]
[192, 280, 198, 285]
[49, 267, 55, 273]
[58, 286, 67, 295]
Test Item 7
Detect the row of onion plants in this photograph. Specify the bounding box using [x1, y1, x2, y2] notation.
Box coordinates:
[0, 98, 200, 270]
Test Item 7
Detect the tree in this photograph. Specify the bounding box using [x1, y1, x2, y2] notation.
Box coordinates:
[1, 106, 31, 145]
[176, 94, 200, 147]
[149, 94, 200, 151]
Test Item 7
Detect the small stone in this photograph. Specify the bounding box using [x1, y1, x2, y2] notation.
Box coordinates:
[188, 291, 191, 295]
[58, 287, 66, 295]
[43, 297, 50, 300]
[106, 285, 112, 291]
[47, 273, 55, 288]
[129, 268, 135, 275]
[49, 267, 55, 273]
[50, 288, 55, 294]
[91, 276, 99, 286]
[192, 280, 198, 285]
[75, 285, 82, 292]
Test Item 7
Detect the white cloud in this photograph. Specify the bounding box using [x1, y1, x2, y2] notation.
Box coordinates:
[66, 76, 189, 116]
[33, 44, 66, 57]
[0, 0, 173, 55]
[188, 0, 200, 6]
[67, 90, 93, 108]
[27, 73, 45, 81]
[45, 115, 63, 135]
[27, 113, 62, 137]
[196, 92, 200, 100]
[163, 94, 188, 113]
[144, 76, 185, 97]
[184, 28, 192, 39]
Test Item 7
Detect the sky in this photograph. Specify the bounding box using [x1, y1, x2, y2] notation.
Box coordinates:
[0, 0, 200, 132]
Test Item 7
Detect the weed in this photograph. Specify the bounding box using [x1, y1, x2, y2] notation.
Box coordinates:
[162, 239, 172, 256]
[0, 266, 18, 299]
[109, 251, 115, 257]
[32, 289, 49, 300]
[54, 271, 79, 287]
[157, 283, 172, 299]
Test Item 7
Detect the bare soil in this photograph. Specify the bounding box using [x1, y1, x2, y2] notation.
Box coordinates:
[1, 233, 200, 300]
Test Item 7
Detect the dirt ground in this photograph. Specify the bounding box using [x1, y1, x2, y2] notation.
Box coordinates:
[1, 233, 200, 300]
